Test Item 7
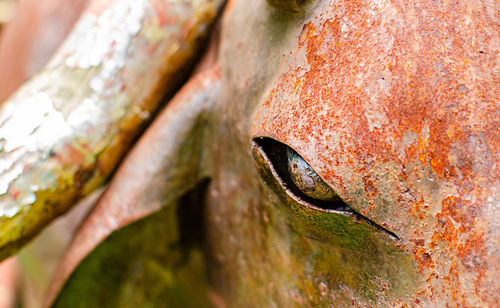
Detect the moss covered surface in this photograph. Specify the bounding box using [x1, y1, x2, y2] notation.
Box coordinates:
[53, 181, 213, 308]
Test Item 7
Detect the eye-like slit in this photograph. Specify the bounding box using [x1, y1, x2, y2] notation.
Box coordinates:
[254, 137, 351, 211]
[252, 136, 400, 240]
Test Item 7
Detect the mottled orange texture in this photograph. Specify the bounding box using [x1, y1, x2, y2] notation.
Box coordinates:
[254, 1, 498, 305]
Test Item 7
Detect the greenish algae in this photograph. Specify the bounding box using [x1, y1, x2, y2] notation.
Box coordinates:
[252, 143, 420, 305]
[53, 181, 213, 308]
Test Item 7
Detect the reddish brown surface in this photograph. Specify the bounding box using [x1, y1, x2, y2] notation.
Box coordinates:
[45, 63, 221, 306]
[0, 0, 223, 262]
[253, 1, 498, 305]
[0, 0, 88, 101]
[2, 0, 496, 306]
[0, 258, 17, 308]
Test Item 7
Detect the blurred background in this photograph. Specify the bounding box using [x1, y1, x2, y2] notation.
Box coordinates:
[0, 0, 88, 102]
[0, 1, 94, 307]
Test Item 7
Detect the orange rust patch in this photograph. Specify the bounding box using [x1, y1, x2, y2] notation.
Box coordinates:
[253, 0, 498, 305]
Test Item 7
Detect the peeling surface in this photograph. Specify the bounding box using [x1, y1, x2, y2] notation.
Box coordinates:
[0, 91, 72, 217]
[0, 0, 223, 260]
[249, 0, 499, 305]
[2, 0, 497, 306]
[55, 0, 145, 70]
[47, 65, 221, 307]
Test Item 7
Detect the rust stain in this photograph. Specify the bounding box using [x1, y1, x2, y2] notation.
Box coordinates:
[253, 0, 498, 305]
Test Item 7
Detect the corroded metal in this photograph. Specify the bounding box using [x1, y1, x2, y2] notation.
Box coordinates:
[0, 0, 223, 260]
[48, 64, 221, 307]
[1, 0, 499, 306]
[250, 0, 499, 305]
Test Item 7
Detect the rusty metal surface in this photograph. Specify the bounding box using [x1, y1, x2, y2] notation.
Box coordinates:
[0, 0, 498, 306]
[51, 0, 498, 306]
[209, 0, 498, 305]
[0, 0, 223, 261]
[45, 65, 221, 306]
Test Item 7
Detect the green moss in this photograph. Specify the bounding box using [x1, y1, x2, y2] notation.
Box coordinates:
[53, 182, 213, 308]
[251, 145, 419, 304]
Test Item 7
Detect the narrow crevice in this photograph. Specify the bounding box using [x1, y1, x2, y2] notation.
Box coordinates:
[177, 179, 211, 258]
[253, 136, 400, 240]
